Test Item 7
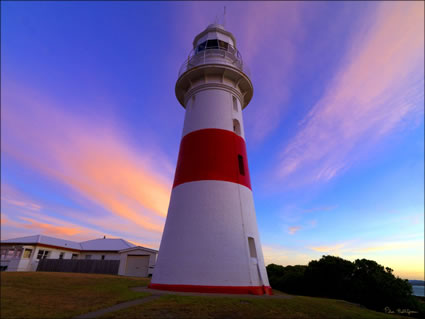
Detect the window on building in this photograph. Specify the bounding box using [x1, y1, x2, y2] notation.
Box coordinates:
[85, 255, 92, 260]
[238, 154, 245, 176]
[196, 41, 207, 53]
[36, 250, 49, 260]
[6, 250, 15, 259]
[248, 237, 257, 258]
[233, 119, 241, 136]
[0, 249, 6, 258]
[59, 252, 65, 259]
[23, 249, 32, 259]
[191, 94, 196, 108]
[218, 40, 229, 50]
[14, 249, 22, 259]
[233, 96, 238, 112]
[101, 255, 105, 260]
[206, 39, 219, 49]
[71, 254, 78, 260]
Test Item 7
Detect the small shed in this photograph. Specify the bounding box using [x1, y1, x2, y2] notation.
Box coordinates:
[118, 246, 157, 277]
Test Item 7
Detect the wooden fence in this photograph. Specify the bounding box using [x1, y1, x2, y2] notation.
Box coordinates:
[36, 259, 120, 275]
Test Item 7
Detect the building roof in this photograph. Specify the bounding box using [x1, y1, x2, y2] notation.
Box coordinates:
[80, 238, 136, 251]
[119, 246, 158, 254]
[1, 234, 81, 250]
[0, 235, 154, 252]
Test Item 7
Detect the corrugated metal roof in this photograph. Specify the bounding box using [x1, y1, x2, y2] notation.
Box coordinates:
[80, 238, 136, 251]
[1, 235, 143, 252]
[1, 234, 81, 250]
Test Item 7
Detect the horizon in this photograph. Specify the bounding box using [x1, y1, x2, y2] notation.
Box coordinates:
[1, 1, 424, 280]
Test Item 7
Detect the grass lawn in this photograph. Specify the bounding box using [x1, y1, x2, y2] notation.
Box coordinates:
[0, 272, 150, 319]
[100, 294, 404, 319]
[1, 272, 404, 319]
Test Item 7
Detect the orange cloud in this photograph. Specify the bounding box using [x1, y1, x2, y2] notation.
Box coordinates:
[2, 84, 172, 236]
[20, 217, 83, 237]
[288, 226, 301, 235]
[309, 242, 347, 254]
[276, 1, 424, 185]
[1, 184, 42, 212]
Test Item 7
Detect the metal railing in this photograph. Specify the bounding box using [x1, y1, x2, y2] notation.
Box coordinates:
[178, 45, 250, 78]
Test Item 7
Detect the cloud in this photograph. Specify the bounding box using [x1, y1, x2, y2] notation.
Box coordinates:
[309, 238, 423, 255]
[288, 226, 301, 235]
[276, 1, 424, 185]
[262, 244, 312, 266]
[1, 184, 42, 212]
[1, 83, 173, 239]
[19, 217, 83, 237]
[309, 242, 348, 254]
[235, 2, 307, 143]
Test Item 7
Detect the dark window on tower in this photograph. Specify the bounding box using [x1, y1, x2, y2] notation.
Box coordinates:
[238, 155, 245, 176]
[206, 39, 219, 49]
[218, 40, 229, 50]
[197, 41, 207, 53]
[248, 237, 257, 258]
[233, 96, 238, 112]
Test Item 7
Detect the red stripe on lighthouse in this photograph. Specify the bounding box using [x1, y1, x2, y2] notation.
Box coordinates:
[149, 283, 273, 295]
[173, 129, 251, 189]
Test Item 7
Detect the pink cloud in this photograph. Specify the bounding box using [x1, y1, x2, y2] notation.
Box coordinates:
[2, 83, 173, 238]
[275, 1, 424, 185]
[288, 226, 301, 235]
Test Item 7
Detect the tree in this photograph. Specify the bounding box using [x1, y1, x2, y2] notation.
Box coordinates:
[266, 256, 423, 317]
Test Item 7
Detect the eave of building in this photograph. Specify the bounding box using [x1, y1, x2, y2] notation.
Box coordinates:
[0, 243, 81, 253]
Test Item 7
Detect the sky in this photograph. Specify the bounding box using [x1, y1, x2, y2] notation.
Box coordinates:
[1, 1, 424, 280]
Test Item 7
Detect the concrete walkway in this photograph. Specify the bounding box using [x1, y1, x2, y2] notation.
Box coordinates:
[73, 295, 161, 319]
[73, 286, 292, 318]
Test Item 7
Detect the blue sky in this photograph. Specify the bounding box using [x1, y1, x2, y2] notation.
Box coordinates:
[1, 1, 424, 279]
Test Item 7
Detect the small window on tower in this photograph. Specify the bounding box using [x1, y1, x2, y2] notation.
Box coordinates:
[248, 237, 257, 258]
[238, 154, 245, 176]
[233, 96, 238, 112]
[233, 119, 241, 136]
[192, 94, 196, 108]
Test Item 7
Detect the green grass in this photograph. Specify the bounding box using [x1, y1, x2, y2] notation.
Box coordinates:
[0, 272, 150, 319]
[100, 294, 404, 319]
[1, 272, 405, 319]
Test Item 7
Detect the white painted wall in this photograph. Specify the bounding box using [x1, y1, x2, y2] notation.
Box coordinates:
[153, 180, 269, 287]
[182, 88, 245, 139]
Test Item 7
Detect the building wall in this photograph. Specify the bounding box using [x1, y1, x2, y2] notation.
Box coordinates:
[1, 245, 122, 271]
[1, 244, 157, 277]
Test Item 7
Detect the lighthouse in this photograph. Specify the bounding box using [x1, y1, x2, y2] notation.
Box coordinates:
[149, 24, 272, 295]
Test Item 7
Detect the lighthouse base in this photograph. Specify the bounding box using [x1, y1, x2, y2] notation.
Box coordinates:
[148, 283, 273, 295]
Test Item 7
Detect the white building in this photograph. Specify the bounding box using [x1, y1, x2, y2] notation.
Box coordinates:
[0, 234, 157, 277]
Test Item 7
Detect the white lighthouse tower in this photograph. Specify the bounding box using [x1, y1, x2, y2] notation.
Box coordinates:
[149, 24, 272, 295]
